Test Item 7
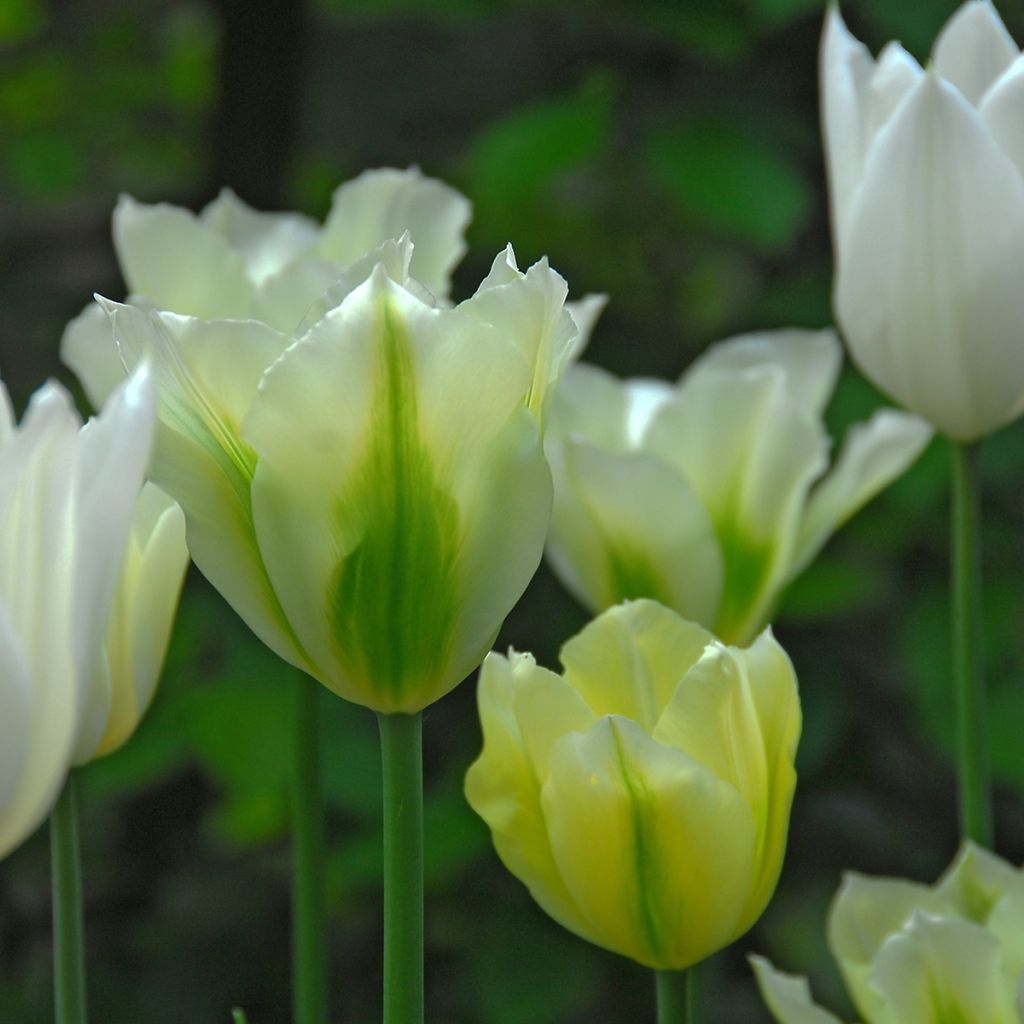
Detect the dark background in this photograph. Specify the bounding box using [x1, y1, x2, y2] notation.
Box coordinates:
[3, 0, 1024, 1020]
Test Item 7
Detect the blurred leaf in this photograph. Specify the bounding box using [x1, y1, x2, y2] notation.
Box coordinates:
[746, 0, 825, 25]
[0, 56, 70, 128]
[7, 131, 83, 197]
[646, 118, 811, 249]
[0, 0, 44, 43]
[781, 555, 886, 623]
[630, 0, 750, 59]
[163, 4, 218, 110]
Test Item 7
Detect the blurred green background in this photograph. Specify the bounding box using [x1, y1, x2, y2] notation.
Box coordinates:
[2, 0, 1024, 1020]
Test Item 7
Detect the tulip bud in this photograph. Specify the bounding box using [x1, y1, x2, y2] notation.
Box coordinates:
[100, 238, 576, 714]
[753, 842, 1024, 1024]
[466, 599, 801, 969]
[545, 329, 931, 644]
[822, 2, 1024, 440]
[0, 367, 156, 858]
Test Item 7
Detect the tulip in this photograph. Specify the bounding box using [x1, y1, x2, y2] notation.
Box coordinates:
[100, 238, 575, 715]
[822, 1, 1024, 441]
[753, 842, 1024, 1024]
[0, 366, 155, 859]
[465, 598, 801, 971]
[545, 329, 931, 645]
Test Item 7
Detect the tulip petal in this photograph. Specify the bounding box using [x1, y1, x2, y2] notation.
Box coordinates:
[244, 266, 541, 711]
[827, 872, 945, 1022]
[820, 6, 875, 250]
[113, 196, 253, 318]
[542, 715, 756, 969]
[933, 840, 1021, 922]
[750, 956, 845, 1024]
[835, 72, 1024, 440]
[200, 188, 318, 285]
[250, 258, 349, 335]
[645, 366, 827, 643]
[933, 0, 1018, 107]
[317, 167, 471, 298]
[106, 301, 308, 672]
[465, 651, 585, 934]
[564, 293, 608, 361]
[682, 329, 842, 419]
[980, 54, 1024, 178]
[870, 912, 1018, 1024]
[61, 301, 127, 409]
[546, 440, 724, 624]
[560, 600, 713, 734]
[986, 878, 1024, 980]
[0, 604, 31, 828]
[867, 42, 923, 141]
[549, 362, 632, 449]
[792, 409, 932, 577]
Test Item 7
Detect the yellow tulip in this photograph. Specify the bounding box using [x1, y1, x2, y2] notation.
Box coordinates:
[465, 598, 800, 969]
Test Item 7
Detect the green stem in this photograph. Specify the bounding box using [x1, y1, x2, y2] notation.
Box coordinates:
[951, 441, 993, 846]
[656, 966, 698, 1024]
[377, 712, 424, 1024]
[291, 674, 327, 1024]
[50, 773, 87, 1024]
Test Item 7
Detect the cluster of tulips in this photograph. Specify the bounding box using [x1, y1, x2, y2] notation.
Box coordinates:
[5, 1, 1024, 1021]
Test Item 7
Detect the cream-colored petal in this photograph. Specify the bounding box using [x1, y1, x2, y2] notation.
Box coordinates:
[564, 293, 608, 362]
[560, 600, 713, 732]
[835, 72, 1024, 440]
[644, 367, 827, 643]
[986, 876, 1024, 980]
[681, 329, 842, 420]
[0, 602, 34, 854]
[750, 956, 846, 1024]
[464, 651, 583, 929]
[933, 0, 1018, 107]
[548, 362, 631, 450]
[249, 258, 348, 335]
[980, 54, 1024, 178]
[820, 6, 875, 252]
[317, 167, 471, 298]
[624, 378, 674, 446]
[870, 912, 1018, 1024]
[791, 409, 932, 578]
[827, 872, 945, 1022]
[542, 715, 756, 968]
[933, 840, 1021, 922]
[113, 195, 253, 318]
[460, 247, 576, 420]
[867, 42, 923, 143]
[200, 188, 318, 284]
[61, 301, 127, 409]
[545, 440, 723, 624]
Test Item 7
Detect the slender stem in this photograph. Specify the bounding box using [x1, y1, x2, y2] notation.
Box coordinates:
[50, 773, 87, 1024]
[950, 440, 993, 846]
[656, 966, 698, 1024]
[291, 674, 327, 1024]
[377, 712, 424, 1024]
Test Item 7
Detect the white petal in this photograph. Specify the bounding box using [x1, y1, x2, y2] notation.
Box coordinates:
[545, 439, 723, 625]
[933, 0, 1018, 106]
[564, 293, 608, 362]
[980, 54, 1024, 178]
[820, 6, 876, 251]
[836, 72, 1024, 440]
[113, 196, 253, 318]
[867, 42, 923, 143]
[61, 301, 127, 409]
[317, 167, 471, 298]
[548, 362, 631, 450]
[750, 956, 845, 1024]
[200, 188, 318, 285]
[0, 602, 36, 856]
[682, 329, 842, 419]
[791, 409, 932, 577]
[624, 378, 674, 445]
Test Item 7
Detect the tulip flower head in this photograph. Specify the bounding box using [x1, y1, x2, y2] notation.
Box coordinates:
[823, 1, 1024, 440]
[753, 842, 1024, 1023]
[0, 367, 156, 858]
[99, 238, 576, 714]
[545, 329, 931, 645]
[466, 599, 801, 970]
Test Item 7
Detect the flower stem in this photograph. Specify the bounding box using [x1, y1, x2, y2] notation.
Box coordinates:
[50, 772, 87, 1024]
[291, 673, 327, 1024]
[377, 711, 424, 1024]
[950, 440, 992, 846]
[656, 966, 698, 1024]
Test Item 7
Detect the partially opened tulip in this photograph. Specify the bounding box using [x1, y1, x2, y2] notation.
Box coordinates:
[466, 599, 800, 1009]
[753, 842, 1024, 1024]
[0, 366, 156, 859]
[545, 329, 931, 644]
[823, 1, 1024, 442]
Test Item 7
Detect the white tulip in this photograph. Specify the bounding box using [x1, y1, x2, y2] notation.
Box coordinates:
[823, 1, 1024, 440]
[0, 367, 155, 858]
